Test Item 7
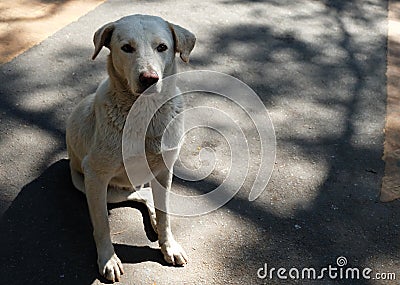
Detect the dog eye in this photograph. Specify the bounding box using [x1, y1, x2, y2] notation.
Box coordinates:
[156, 43, 168, 52]
[121, 44, 134, 53]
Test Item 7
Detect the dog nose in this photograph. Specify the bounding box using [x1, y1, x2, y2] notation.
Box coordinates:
[139, 71, 159, 90]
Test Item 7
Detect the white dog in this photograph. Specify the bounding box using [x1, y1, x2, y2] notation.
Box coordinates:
[66, 14, 195, 282]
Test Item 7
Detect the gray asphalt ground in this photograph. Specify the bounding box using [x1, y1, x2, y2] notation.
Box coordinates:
[0, 0, 399, 284]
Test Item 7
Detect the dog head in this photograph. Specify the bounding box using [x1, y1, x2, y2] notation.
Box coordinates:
[91, 14, 196, 94]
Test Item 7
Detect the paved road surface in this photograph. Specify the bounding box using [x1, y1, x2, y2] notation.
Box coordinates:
[0, 0, 399, 284]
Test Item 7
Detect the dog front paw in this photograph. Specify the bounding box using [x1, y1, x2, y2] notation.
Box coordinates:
[98, 253, 124, 282]
[160, 239, 188, 266]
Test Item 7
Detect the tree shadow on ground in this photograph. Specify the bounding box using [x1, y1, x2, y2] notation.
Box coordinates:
[182, 0, 399, 283]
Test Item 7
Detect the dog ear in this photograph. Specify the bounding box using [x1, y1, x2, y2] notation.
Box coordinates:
[168, 23, 196, 63]
[92, 22, 115, 60]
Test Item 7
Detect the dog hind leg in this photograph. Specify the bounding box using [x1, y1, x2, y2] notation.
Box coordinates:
[107, 186, 157, 233]
[71, 167, 86, 193]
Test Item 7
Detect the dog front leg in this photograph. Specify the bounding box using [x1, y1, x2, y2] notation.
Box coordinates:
[152, 169, 188, 266]
[83, 157, 124, 282]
